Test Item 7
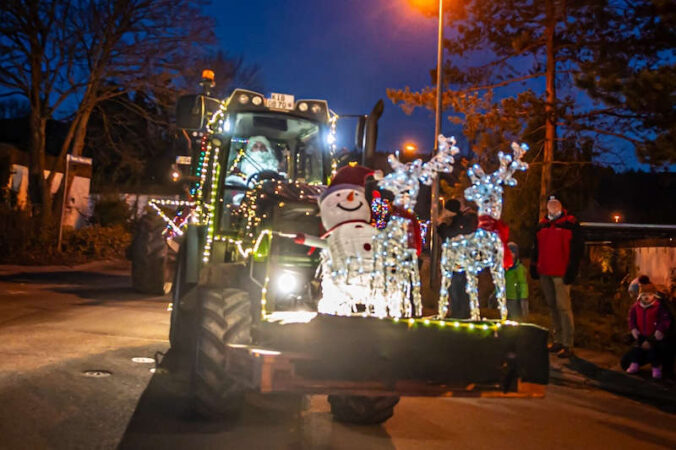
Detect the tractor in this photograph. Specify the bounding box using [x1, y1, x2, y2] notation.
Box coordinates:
[155, 75, 549, 424]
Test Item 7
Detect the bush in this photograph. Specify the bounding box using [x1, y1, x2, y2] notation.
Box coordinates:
[90, 195, 132, 228]
[61, 225, 131, 261]
[0, 206, 131, 265]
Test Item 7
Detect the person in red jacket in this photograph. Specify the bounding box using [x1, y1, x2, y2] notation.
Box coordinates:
[625, 283, 672, 379]
[530, 196, 583, 358]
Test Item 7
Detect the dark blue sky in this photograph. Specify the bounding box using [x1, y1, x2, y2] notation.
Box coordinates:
[207, 0, 450, 155]
[205, 0, 668, 171]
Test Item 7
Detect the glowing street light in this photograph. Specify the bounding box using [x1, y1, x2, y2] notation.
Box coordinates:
[403, 142, 418, 154]
[612, 213, 621, 223]
[404, 0, 448, 285]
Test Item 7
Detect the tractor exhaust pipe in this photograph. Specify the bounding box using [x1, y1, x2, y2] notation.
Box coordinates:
[361, 99, 384, 168]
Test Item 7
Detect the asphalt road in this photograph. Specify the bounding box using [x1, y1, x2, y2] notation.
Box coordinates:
[1, 262, 675, 450]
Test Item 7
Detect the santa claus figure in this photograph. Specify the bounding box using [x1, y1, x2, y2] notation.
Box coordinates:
[294, 164, 378, 315]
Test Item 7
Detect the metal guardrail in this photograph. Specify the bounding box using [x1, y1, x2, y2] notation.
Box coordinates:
[581, 222, 676, 230]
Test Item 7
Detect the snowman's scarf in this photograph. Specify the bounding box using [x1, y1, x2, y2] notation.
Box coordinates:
[304, 219, 371, 256]
[321, 219, 371, 238]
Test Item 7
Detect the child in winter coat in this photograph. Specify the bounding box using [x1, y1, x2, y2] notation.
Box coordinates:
[625, 283, 672, 379]
[505, 242, 529, 320]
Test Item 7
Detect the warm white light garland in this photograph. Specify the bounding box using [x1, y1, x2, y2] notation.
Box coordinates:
[367, 135, 459, 318]
[439, 142, 529, 321]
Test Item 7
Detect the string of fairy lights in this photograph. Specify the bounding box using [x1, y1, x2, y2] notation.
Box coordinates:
[439, 142, 529, 321]
[147, 199, 196, 236]
[328, 112, 339, 179]
[212, 225, 526, 333]
[363, 135, 458, 319]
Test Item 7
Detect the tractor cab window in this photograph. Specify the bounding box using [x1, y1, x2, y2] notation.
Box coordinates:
[223, 112, 325, 205]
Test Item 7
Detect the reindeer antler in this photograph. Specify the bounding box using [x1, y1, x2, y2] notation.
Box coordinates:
[492, 142, 529, 187]
[378, 135, 460, 210]
[464, 142, 529, 217]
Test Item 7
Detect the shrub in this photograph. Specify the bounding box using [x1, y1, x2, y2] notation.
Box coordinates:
[0, 206, 131, 265]
[61, 225, 131, 261]
[90, 195, 132, 228]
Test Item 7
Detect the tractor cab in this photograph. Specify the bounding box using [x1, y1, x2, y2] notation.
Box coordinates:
[174, 89, 340, 311]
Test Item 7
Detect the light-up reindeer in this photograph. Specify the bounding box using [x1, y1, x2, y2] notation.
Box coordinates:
[438, 142, 529, 321]
[371, 135, 459, 318]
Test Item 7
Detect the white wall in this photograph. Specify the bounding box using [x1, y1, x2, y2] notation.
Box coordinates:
[6, 164, 92, 229]
[634, 246, 676, 289]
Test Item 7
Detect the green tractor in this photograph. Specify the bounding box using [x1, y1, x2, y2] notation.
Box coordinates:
[165, 83, 549, 423]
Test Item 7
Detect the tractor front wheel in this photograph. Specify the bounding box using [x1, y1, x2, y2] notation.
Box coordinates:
[328, 395, 400, 425]
[190, 288, 252, 419]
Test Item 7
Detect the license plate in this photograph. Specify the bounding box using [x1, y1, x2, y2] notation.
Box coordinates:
[266, 93, 295, 110]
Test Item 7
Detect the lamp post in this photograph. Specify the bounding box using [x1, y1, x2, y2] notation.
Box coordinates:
[429, 0, 444, 287]
[403, 142, 418, 154]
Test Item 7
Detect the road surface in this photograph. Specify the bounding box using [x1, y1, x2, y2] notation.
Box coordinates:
[0, 262, 674, 449]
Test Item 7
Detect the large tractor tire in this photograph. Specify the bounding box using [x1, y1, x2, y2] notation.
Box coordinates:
[131, 214, 169, 295]
[191, 288, 252, 419]
[328, 395, 400, 425]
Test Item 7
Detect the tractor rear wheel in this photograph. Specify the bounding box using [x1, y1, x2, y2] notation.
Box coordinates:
[130, 214, 170, 295]
[328, 395, 399, 424]
[191, 288, 252, 419]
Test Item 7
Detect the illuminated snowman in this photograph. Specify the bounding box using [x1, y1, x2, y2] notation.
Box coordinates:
[294, 164, 377, 315]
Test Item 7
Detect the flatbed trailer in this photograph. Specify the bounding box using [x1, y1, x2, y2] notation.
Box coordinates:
[229, 314, 548, 399]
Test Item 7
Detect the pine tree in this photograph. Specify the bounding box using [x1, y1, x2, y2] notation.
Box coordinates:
[389, 0, 674, 217]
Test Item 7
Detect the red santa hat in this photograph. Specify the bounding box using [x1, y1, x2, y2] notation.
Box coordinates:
[319, 163, 373, 202]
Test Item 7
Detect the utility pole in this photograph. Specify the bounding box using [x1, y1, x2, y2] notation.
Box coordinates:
[539, 0, 557, 218]
[430, 0, 444, 287]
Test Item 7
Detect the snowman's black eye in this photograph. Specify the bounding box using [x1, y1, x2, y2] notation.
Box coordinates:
[336, 193, 340, 197]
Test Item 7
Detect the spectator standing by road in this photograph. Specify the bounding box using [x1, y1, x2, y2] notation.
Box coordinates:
[624, 283, 672, 379]
[505, 242, 529, 320]
[530, 196, 583, 359]
[437, 197, 478, 319]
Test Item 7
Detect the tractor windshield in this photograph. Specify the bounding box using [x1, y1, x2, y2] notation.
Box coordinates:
[223, 112, 325, 204]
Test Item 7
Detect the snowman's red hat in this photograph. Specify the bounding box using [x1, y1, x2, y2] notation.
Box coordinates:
[319, 163, 373, 202]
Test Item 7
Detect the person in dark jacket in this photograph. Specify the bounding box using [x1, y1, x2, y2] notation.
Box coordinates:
[624, 283, 672, 379]
[530, 196, 583, 358]
[437, 197, 478, 319]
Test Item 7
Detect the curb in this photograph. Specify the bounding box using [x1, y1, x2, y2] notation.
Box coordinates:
[549, 358, 676, 413]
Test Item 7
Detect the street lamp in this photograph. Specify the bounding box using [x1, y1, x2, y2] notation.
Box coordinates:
[430, 0, 444, 287]
[612, 213, 621, 223]
[406, 0, 446, 286]
[403, 142, 418, 154]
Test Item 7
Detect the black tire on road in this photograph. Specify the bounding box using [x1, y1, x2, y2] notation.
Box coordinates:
[328, 395, 400, 425]
[131, 214, 169, 295]
[191, 288, 252, 419]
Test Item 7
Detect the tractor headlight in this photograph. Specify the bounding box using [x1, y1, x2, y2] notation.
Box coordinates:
[276, 271, 300, 294]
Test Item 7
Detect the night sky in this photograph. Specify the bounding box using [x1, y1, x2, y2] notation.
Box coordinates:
[207, 0, 449, 155]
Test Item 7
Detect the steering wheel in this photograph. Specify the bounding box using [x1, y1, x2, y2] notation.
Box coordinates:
[246, 170, 285, 188]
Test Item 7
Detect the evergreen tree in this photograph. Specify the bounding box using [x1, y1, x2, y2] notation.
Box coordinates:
[389, 0, 674, 218]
